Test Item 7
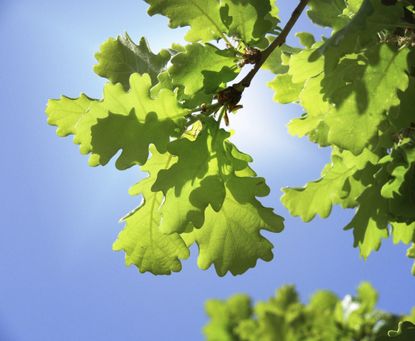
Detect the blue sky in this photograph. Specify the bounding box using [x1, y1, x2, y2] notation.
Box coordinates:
[1, 1, 414, 340]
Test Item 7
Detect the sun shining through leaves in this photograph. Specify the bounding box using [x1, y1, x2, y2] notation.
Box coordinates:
[46, 0, 415, 282]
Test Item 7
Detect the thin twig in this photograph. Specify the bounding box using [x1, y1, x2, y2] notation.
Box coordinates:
[183, 0, 309, 130]
[187, 102, 222, 115]
[237, 0, 310, 89]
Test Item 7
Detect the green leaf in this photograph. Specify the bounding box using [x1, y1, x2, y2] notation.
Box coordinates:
[344, 181, 389, 259]
[46, 73, 186, 168]
[288, 46, 324, 83]
[262, 43, 300, 75]
[356, 282, 378, 313]
[345, 0, 364, 14]
[235, 286, 301, 341]
[378, 78, 415, 149]
[293, 45, 410, 154]
[308, 291, 339, 313]
[268, 74, 304, 104]
[204, 294, 252, 341]
[273, 285, 300, 310]
[296, 32, 316, 48]
[380, 141, 415, 222]
[221, 0, 280, 44]
[145, 0, 226, 42]
[169, 43, 238, 96]
[324, 46, 409, 154]
[88, 73, 186, 169]
[307, 0, 349, 30]
[282, 149, 378, 222]
[151, 124, 229, 233]
[46, 94, 107, 154]
[94, 34, 170, 89]
[89, 110, 178, 170]
[391, 223, 415, 245]
[183, 176, 284, 276]
[113, 147, 189, 275]
[145, 0, 280, 44]
[322, 0, 404, 57]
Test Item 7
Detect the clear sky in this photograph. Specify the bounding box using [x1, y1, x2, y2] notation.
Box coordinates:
[1, 1, 414, 340]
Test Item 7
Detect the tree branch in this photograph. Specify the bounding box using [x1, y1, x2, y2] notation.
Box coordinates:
[184, 0, 309, 128]
[237, 0, 310, 89]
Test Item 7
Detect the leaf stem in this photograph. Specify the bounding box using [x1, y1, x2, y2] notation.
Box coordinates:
[216, 106, 226, 124]
[212, 106, 227, 141]
[181, 102, 222, 134]
[189, 102, 222, 114]
[221, 35, 238, 52]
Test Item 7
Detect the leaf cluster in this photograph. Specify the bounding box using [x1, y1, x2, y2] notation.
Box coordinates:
[204, 282, 415, 341]
[269, 0, 415, 275]
[46, 0, 415, 278]
[46, 0, 285, 275]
